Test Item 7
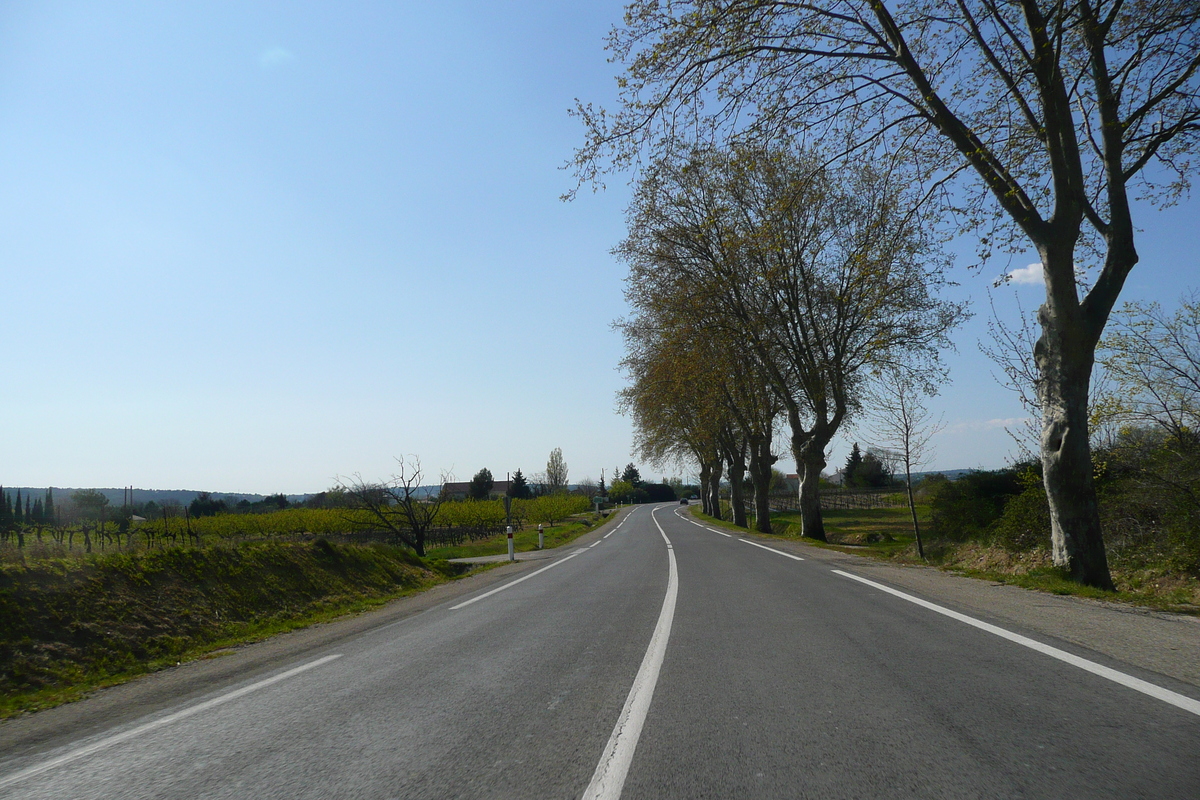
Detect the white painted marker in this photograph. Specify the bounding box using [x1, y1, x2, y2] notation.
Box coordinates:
[738, 538, 804, 560]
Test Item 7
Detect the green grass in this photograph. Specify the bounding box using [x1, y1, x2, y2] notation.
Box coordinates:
[689, 504, 1199, 614]
[0, 539, 464, 718]
[424, 513, 613, 560]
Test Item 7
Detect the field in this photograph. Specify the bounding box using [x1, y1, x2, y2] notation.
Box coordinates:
[0, 495, 596, 559]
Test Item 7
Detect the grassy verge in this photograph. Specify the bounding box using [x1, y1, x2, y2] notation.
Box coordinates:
[0, 539, 466, 718]
[425, 513, 614, 560]
[690, 506, 1200, 614]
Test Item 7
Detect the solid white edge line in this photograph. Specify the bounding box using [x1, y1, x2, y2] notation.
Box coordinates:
[739, 538, 804, 560]
[832, 569, 1200, 718]
[0, 654, 344, 790]
[583, 507, 677, 800]
[450, 551, 585, 610]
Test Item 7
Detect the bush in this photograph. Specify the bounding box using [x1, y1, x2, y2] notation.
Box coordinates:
[643, 483, 677, 502]
[990, 486, 1051, 552]
[928, 468, 1025, 540]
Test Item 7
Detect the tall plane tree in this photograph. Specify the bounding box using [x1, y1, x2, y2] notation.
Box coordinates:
[573, 0, 1200, 587]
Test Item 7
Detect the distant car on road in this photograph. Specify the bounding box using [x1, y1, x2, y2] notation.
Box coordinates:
[679, 498, 688, 505]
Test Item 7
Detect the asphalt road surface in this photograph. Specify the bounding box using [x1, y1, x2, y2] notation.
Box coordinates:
[2, 504, 1198, 798]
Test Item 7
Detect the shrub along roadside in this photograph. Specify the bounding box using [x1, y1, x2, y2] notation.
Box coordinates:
[0, 540, 460, 718]
[691, 501, 1200, 613]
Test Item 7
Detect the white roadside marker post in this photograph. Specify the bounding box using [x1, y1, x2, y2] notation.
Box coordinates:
[538, 523, 544, 550]
[507, 526, 514, 562]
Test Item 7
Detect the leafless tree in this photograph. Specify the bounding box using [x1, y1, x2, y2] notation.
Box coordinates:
[1100, 292, 1200, 441]
[868, 371, 946, 559]
[339, 456, 449, 557]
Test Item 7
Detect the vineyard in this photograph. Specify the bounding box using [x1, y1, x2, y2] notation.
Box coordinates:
[0, 494, 594, 560]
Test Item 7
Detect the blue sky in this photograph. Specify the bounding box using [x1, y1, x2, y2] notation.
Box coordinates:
[1, 1, 1196, 494]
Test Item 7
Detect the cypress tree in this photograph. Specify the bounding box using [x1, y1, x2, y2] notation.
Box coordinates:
[31, 498, 43, 524]
[0, 488, 9, 529]
[45, 488, 56, 525]
[13, 490, 22, 525]
[844, 443, 864, 487]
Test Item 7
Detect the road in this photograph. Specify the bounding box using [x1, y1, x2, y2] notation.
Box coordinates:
[1, 503, 1198, 798]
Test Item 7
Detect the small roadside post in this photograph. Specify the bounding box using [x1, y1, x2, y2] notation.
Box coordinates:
[537, 523, 544, 549]
[507, 526, 514, 562]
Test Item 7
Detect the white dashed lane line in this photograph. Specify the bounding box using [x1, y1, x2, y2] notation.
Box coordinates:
[738, 538, 804, 560]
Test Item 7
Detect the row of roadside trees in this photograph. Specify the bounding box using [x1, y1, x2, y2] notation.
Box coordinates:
[573, 0, 1200, 590]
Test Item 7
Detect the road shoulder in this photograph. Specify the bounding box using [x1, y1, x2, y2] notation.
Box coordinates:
[730, 522, 1200, 690]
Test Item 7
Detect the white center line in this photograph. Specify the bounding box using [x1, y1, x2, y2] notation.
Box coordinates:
[0, 654, 344, 790]
[450, 550, 587, 609]
[833, 569, 1200, 718]
[738, 538, 804, 560]
[583, 507, 678, 800]
[590, 541, 601, 548]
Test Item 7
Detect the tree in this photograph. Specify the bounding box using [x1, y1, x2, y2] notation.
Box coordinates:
[70, 489, 109, 520]
[574, 1, 1200, 587]
[621, 464, 643, 488]
[608, 479, 635, 503]
[189, 492, 227, 518]
[340, 456, 449, 557]
[618, 145, 963, 540]
[1095, 293, 1200, 517]
[1099, 293, 1200, 442]
[869, 371, 946, 560]
[468, 468, 495, 500]
[546, 448, 569, 493]
[844, 444, 864, 487]
[507, 468, 533, 500]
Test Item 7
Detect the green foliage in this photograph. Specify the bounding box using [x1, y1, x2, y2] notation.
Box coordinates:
[188, 492, 227, 518]
[546, 448, 569, 492]
[608, 479, 635, 502]
[468, 468, 494, 500]
[70, 489, 109, 519]
[990, 486, 1052, 552]
[643, 482, 677, 502]
[621, 463, 643, 487]
[927, 468, 1025, 540]
[0, 541, 443, 715]
[508, 469, 532, 499]
[843, 444, 863, 485]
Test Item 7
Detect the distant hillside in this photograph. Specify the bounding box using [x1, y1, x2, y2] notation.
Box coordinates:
[909, 469, 974, 481]
[0, 488, 312, 507]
